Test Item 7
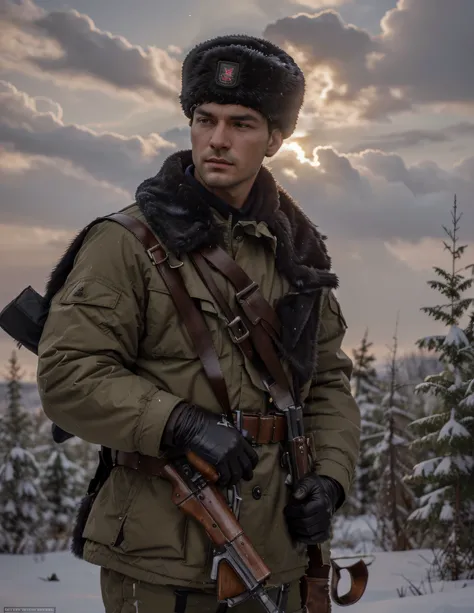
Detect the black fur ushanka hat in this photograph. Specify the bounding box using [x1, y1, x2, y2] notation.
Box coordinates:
[180, 34, 305, 138]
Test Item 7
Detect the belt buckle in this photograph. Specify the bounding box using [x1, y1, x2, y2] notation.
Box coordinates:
[227, 315, 250, 344]
[233, 410, 243, 431]
[233, 410, 250, 442]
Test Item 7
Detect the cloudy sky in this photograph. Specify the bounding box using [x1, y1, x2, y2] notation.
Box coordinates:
[1, 0, 474, 381]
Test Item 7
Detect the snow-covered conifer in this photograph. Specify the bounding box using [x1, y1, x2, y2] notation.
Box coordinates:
[349, 329, 384, 515]
[0, 351, 44, 553]
[40, 443, 86, 551]
[366, 316, 417, 550]
[405, 196, 474, 580]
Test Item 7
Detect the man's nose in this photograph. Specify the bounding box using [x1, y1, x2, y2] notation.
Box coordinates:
[209, 122, 231, 149]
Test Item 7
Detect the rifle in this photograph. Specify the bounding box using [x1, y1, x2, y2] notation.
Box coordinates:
[161, 450, 289, 613]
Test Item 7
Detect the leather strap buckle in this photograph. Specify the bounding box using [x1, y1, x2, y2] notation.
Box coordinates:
[227, 315, 250, 344]
[147, 245, 168, 265]
[235, 281, 258, 303]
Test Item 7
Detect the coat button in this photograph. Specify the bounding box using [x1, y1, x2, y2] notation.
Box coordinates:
[252, 486, 262, 500]
[234, 228, 244, 242]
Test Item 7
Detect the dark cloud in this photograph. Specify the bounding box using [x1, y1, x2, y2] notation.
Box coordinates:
[349, 123, 474, 153]
[0, 153, 128, 229]
[264, 9, 411, 121]
[263, 0, 474, 121]
[267, 145, 474, 243]
[352, 150, 453, 196]
[373, 0, 474, 106]
[161, 126, 192, 151]
[265, 10, 376, 86]
[0, 80, 175, 194]
[0, 0, 181, 103]
[454, 156, 474, 183]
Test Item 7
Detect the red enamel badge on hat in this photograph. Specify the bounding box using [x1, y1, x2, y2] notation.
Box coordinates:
[216, 61, 240, 88]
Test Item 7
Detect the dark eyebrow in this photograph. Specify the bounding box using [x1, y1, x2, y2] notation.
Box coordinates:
[229, 114, 259, 122]
[195, 109, 259, 123]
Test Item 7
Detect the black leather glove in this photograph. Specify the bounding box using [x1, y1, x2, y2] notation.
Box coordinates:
[162, 403, 258, 488]
[284, 474, 344, 545]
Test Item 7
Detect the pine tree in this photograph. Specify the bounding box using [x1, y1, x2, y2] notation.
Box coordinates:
[395, 350, 443, 418]
[366, 315, 417, 550]
[0, 351, 44, 553]
[40, 443, 86, 551]
[349, 329, 384, 516]
[405, 196, 474, 580]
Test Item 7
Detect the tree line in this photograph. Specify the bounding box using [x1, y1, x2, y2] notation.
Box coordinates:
[345, 196, 474, 581]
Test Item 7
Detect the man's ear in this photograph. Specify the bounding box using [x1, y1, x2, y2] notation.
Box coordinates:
[266, 129, 283, 158]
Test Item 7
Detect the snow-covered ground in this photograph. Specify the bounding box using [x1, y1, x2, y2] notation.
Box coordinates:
[1, 547, 473, 612]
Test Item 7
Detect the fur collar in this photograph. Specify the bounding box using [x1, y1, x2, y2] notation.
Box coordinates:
[135, 150, 339, 385]
[135, 150, 338, 292]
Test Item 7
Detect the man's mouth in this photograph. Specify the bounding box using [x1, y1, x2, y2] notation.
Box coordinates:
[206, 158, 233, 166]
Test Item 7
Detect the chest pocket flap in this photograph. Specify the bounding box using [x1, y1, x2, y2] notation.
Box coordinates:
[144, 268, 224, 360]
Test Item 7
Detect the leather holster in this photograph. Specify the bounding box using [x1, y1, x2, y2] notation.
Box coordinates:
[300, 571, 331, 613]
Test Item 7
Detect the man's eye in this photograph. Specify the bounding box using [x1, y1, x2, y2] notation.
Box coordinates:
[198, 117, 210, 124]
[235, 122, 250, 129]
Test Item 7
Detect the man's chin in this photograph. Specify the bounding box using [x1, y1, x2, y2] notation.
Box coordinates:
[200, 171, 236, 189]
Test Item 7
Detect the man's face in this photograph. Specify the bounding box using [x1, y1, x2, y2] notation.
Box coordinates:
[190, 102, 282, 193]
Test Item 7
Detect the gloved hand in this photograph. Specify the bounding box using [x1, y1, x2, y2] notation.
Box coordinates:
[162, 403, 258, 488]
[284, 474, 344, 544]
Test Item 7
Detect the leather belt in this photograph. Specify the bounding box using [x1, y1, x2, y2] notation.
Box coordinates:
[236, 412, 286, 445]
[113, 413, 287, 477]
[114, 449, 165, 476]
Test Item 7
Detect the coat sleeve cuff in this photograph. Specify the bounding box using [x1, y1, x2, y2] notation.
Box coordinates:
[315, 459, 352, 505]
[135, 388, 185, 458]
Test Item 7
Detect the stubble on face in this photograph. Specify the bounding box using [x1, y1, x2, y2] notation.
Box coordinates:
[190, 102, 282, 207]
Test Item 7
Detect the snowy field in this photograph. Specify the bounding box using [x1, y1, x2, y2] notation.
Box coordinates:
[1, 547, 473, 612]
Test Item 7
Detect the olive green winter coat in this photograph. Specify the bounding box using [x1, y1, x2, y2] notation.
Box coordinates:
[36, 150, 360, 590]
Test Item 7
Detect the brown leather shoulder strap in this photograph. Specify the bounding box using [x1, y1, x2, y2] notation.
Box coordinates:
[200, 245, 281, 339]
[107, 213, 232, 419]
[190, 252, 256, 364]
[192, 247, 295, 412]
[108, 212, 158, 250]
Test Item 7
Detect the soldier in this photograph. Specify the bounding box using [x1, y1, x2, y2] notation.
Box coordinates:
[37, 35, 361, 613]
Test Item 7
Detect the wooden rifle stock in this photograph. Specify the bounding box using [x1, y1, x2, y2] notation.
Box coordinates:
[159, 451, 271, 602]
